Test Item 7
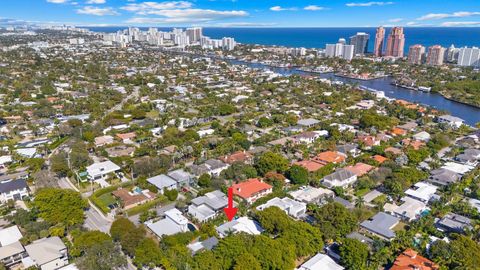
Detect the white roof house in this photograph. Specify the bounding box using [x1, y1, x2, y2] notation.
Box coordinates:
[405, 181, 438, 203]
[16, 148, 37, 158]
[147, 174, 177, 193]
[413, 131, 431, 142]
[0, 225, 23, 246]
[147, 208, 189, 238]
[86, 160, 121, 180]
[256, 197, 306, 218]
[441, 162, 475, 175]
[385, 196, 428, 222]
[24, 237, 68, 270]
[216, 217, 264, 238]
[297, 253, 344, 270]
[289, 186, 334, 204]
[188, 190, 228, 222]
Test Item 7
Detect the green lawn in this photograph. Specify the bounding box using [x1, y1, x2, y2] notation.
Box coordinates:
[354, 188, 371, 197]
[98, 193, 117, 207]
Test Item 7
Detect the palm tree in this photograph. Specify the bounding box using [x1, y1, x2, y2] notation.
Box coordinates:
[355, 196, 365, 208]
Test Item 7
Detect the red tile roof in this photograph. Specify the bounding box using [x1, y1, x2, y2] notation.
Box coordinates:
[372, 155, 388, 164]
[390, 249, 439, 270]
[345, 163, 375, 176]
[314, 151, 346, 164]
[231, 178, 272, 199]
[294, 160, 326, 172]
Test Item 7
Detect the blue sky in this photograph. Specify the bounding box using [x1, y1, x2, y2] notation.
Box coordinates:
[2, 0, 480, 27]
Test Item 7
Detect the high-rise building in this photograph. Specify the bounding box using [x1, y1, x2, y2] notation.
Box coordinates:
[426, 45, 445, 66]
[343, 45, 355, 61]
[374, 26, 385, 57]
[446, 45, 460, 63]
[407, 44, 425, 65]
[222, 37, 236, 51]
[457, 47, 480, 68]
[349, 32, 370, 55]
[325, 42, 354, 61]
[385, 27, 405, 58]
[186, 27, 203, 43]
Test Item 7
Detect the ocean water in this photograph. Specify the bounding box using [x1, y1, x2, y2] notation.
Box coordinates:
[86, 27, 480, 51]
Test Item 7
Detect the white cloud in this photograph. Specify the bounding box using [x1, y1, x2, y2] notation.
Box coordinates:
[346, 2, 393, 7]
[441, 21, 480, 27]
[270, 6, 297, 11]
[121, 1, 193, 13]
[86, 0, 106, 4]
[46, 0, 69, 3]
[126, 9, 247, 23]
[77, 6, 119, 16]
[304, 5, 324, 11]
[388, 18, 403, 23]
[417, 11, 480, 21]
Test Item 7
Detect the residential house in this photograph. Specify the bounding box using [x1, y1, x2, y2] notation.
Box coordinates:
[116, 132, 136, 144]
[322, 169, 357, 188]
[219, 150, 253, 165]
[147, 208, 189, 238]
[297, 253, 344, 270]
[216, 217, 264, 238]
[297, 118, 320, 128]
[289, 186, 334, 205]
[357, 135, 380, 149]
[313, 151, 346, 164]
[385, 147, 403, 155]
[372, 155, 388, 164]
[0, 179, 29, 203]
[187, 237, 219, 255]
[294, 159, 326, 172]
[428, 168, 460, 186]
[336, 144, 361, 157]
[390, 249, 439, 270]
[168, 169, 194, 188]
[360, 212, 399, 240]
[384, 196, 429, 222]
[86, 160, 120, 181]
[105, 145, 135, 157]
[147, 174, 178, 194]
[413, 131, 431, 142]
[456, 148, 480, 166]
[405, 182, 438, 203]
[256, 197, 307, 218]
[345, 163, 374, 177]
[436, 213, 472, 233]
[112, 187, 156, 210]
[292, 131, 326, 145]
[188, 190, 228, 222]
[437, 115, 464, 128]
[24, 237, 68, 270]
[441, 162, 474, 175]
[94, 135, 113, 147]
[0, 226, 27, 268]
[189, 159, 229, 177]
[231, 178, 273, 204]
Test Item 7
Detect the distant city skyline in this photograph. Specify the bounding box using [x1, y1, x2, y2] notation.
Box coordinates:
[2, 0, 480, 28]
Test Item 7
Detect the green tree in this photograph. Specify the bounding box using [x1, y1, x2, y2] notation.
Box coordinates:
[314, 202, 358, 241]
[234, 253, 262, 270]
[255, 151, 289, 176]
[32, 188, 87, 227]
[286, 165, 309, 185]
[133, 238, 167, 268]
[72, 231, 112, 257]
[110, 218, 146, 257]
[76, 241, 127, 270]
[339, 238, 369, 270]
[198, 173, 212, 188]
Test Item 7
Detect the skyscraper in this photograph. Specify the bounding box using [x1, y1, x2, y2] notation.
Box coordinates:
[349, 32, 370, 55]
[457, 47, 480, 68]
[374, 26, 385, 57]
[426, 45, 445, 66]
[385, 27, 405, 58]
[407, 44, 425, 65]
[186, 27, 203, 43]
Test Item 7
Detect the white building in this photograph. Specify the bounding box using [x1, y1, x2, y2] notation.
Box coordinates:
[86, 160, 121, 181]
[457, 47, 480, 68]
[257, 197, 306, 218]
[147, 208, 189, 238]
[322, 169, 357, 188]
[216, 217, 264, 238]
[0, 179, 29, 203]
[405, 181, 438, 203]
[297, 253, 344, 270]
[188, 190, 228, 222]
[24, 237, 68, 270]
[437, 115, 464, 128]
